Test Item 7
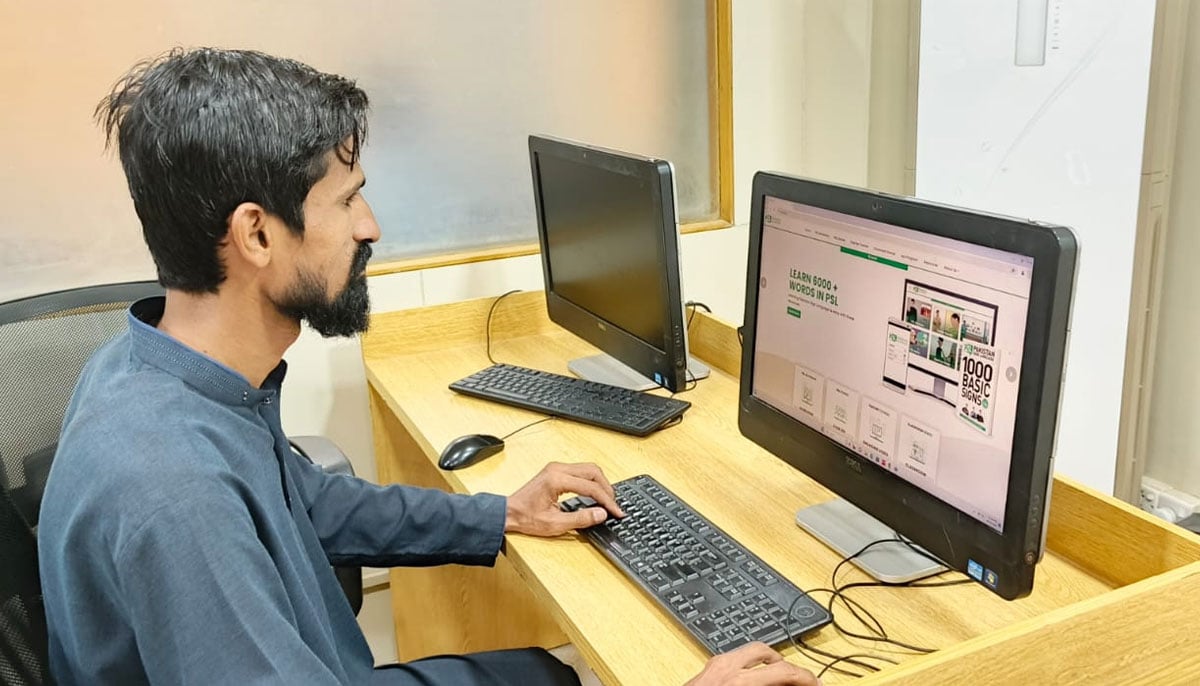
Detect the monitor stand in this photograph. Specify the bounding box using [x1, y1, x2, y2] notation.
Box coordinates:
[795, 498, 946, 583]
[568, 353, 711, 391]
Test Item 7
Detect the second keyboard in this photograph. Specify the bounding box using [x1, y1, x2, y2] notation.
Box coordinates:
[449, 363, 690, 437]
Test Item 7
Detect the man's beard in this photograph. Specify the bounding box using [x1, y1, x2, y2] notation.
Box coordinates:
[277, 243, 372, 338]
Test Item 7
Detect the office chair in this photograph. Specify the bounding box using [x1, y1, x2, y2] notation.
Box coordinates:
[0, 281, 361, 685]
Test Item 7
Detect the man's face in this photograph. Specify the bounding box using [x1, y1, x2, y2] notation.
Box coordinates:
[274, 147, 381, 337]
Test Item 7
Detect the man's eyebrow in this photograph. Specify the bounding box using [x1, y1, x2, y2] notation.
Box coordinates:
[342, 177, 366, 199]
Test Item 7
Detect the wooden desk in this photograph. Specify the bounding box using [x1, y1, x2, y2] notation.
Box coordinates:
[362, 292, 1200, 684]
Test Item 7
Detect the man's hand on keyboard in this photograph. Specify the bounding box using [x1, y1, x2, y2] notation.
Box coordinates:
[685, 643, 820, 686]
[505, 462, 625, 536]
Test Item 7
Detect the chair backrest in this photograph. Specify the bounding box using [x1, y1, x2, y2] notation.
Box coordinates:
[0, 487, 50, 685]
[0, 280, 163, 685]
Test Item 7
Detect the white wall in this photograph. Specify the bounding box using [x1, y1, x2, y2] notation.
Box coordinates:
[731, 0, 808, 226]
[914, 0, 1157, 494]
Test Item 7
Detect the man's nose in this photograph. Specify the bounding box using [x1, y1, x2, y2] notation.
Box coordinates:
[356, 201, 382, 243]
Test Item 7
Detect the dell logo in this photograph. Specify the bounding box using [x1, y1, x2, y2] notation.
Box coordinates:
[844, 455, 862, 474]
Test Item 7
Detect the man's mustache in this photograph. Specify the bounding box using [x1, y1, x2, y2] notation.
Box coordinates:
[352, 243, 373, 275]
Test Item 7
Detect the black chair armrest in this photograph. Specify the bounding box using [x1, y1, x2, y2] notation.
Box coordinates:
[288, 435, 355, 477]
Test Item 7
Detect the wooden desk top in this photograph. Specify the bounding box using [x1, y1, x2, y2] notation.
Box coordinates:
[362, 291, 1200, 685]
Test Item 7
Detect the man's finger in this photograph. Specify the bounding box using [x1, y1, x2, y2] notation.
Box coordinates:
[726, 641, 783, 669]
[748, 659, 820, 686]
[553, 506, 608, 532]
[553, 472, 624, 518]
[551, 462, 618, 502]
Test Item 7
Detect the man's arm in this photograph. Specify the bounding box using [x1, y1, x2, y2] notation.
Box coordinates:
[286, 453, 506, 567]
[115, 486, 346, 685]
[289, 454, 627, 565]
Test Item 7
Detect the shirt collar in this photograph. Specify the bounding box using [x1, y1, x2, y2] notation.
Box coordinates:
[127, 296, 286, 407]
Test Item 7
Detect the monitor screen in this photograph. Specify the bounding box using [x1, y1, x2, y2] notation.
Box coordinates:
[752, 198, 1034, 532]
[738, 172, 1076, 599]
[537, 153, 668, 349]
[529, 135, 690, 392]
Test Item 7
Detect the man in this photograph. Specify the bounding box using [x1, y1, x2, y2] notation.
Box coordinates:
[38, 48, 819, 686]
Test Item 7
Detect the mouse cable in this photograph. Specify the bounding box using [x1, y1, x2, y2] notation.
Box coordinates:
[684, 300, 712, 331]
[666, 367, 700, 399]
[498, 416, 556, 441]
[826, 538, 913, 642]
[654, 414, 685, 432]
[486, 289, 523, 365]
[805, 640, 898, 681]
[827, 538, 935, 652]
[826, 575, 972, 654]
[783, 590, 888, 679]
[774, 536, 965, 677]
[823, 538, 970, 654]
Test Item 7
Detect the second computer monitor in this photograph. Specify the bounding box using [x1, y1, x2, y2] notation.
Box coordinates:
[739, 172, 1076, 600]
[528, 135, 707, 393]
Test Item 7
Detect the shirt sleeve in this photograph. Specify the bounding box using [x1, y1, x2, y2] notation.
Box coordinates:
[286, 452, 507, 567]
[114, 487, 344, 685]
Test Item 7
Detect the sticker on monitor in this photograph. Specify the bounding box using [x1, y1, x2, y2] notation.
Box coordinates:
[957, 342, 998, 435]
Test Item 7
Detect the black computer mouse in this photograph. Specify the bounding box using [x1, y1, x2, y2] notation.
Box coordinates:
[437, 434, 505, 470]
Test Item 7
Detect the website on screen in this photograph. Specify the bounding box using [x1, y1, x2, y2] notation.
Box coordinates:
[751, 197, 1034, 531]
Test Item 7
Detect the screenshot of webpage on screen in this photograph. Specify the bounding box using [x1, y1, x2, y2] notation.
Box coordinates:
[752, 197, 1034, 531]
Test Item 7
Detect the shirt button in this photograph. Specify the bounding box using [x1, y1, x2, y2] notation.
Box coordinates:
[263, 396, 273, 405]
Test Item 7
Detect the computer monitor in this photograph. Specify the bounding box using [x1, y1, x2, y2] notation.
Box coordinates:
[528, 135, 710, 393]
[738, 172, 1076, 600]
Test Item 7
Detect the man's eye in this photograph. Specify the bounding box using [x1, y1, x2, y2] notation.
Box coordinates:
[343, 193, 359, 207]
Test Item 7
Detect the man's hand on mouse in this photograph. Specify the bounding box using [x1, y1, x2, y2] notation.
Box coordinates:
[505, 462, 624, 536]
[685, 643, 821, 686]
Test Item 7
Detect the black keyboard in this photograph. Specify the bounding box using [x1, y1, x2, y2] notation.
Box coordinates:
[449, 364, 690, 437]
[561, 475, 831, 654]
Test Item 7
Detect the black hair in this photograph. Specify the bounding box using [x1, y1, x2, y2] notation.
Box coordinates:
[96, 48, 369, 293]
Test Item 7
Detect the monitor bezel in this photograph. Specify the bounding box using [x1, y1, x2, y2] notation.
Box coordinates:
[738, 171, 1077, 599]
[528, 134, 689, 392]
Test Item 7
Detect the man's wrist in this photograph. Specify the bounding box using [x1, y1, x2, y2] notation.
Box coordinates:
[503, 496, 520, 534]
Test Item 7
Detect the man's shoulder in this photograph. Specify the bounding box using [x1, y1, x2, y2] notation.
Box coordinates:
[62, 330, 254, 453]
[70, 330, 190, 412]
[46, 336, 260, 520]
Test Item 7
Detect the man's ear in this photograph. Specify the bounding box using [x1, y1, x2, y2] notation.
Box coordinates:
[226, 202, 275, 269]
